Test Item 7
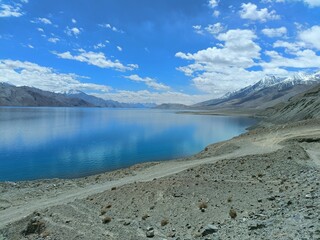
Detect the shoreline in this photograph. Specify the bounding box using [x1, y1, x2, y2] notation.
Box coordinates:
[1, 118, 320, 239]
[0, 110, 257, 183]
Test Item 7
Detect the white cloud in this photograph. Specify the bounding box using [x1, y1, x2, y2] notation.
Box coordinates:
[0, 4, 23, 17]
[273, 40, 306, 53]
[205, 23, 224, 35]
[37, 28, 44, 32]
[176, 29, 262, 95]
[65, 27, 81, 37]
[117, 46, 123, 52]
[262, 49, 320, 69]
[93, 43, 106, 49]
[52, 49, 138, 72]
[27, 44, 34, 49]
[95, 90, 209, 105]
[208, 0, 219, 8]
[303, 0, 320, 7]
[125, 74, 170, 91]
[37, 17, 52, 25]
[262, 27, 287, 37]
[269, 0, 320, 7]
[21, 0, 29, 3]
[239, 2, 280, 22]
[99, 23, 124, 33]
[193, 25, 204, 35]
[262, 0, 320, 7]
[193, 23, 224, 36]
[48, 37, 60, 43]
[0, 59, 111, 93]
[213, 10, 220, 17]
[299, 25, 320, 50]
[71, 18, 77, 24]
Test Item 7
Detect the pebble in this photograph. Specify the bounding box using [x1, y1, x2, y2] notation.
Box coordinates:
[146, 227, 155, 238]
[201, 224, 219, 236]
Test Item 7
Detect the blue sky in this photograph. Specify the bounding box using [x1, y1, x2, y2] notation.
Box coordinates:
[1, 0, 320, 104]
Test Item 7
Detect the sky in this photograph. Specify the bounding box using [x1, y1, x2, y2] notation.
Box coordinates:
[0, 0, 320, 104]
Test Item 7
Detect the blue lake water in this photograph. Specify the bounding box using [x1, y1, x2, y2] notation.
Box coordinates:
[0, 107, 256, 181]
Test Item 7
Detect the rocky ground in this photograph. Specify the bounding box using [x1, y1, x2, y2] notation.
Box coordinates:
[0, 119, 320, 240]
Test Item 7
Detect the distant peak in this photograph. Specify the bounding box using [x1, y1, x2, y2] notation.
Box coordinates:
[63, 89, 84, 95]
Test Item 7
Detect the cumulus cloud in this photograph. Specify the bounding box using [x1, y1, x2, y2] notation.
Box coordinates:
[125, 74, 170, 91]
[193, 25, 204, 35]
[240, 2, 280, 22]
[299, 25, 320, 50]
[267, 0, 320, 7]
[48, 37, 60, 43]
[99, 23, 124, 33]
[262, 49, 320, 70]
[302, 0, 320, 7]
[193, 23, 224, 36]
[52, 49, 138, 72]
[93, 43, 106, 49]
[65, 27, 81, 37]
[0, 59, 111, 93]
[208, 0, 219, 8]
[95, 90, 210, 105]
[273, 40, 306, 53]
[213, 10, 220, 17]
[205, 23, 224, 35]
[262, 27, 287, 37]
[0, 3, 23, 17]
[176, 29, 262, 95]
[36, 17, 52, 24]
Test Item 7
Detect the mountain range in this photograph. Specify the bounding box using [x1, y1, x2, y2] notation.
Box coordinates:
[0, 83, 155, 108]
[193, 71, 320, 112]
[1, 71, 320, 111]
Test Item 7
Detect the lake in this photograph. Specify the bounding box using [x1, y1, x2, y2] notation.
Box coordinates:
[0, 107, 256, 181]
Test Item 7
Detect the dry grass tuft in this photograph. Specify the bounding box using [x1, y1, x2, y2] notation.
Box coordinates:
[102, 216, 112, 224]
[198, 201, 208, 209]
[161, 219, 169, 226]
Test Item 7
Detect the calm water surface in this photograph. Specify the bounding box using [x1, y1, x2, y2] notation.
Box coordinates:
[0, 107, 256, 181]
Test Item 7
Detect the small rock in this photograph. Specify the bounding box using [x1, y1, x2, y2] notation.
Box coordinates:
[229, 209, 237, 219]
[248, 222, 267, 230]
[202, 224, 219, 236]
[146, 227, 155, 238]
[267, 196, 276, 201]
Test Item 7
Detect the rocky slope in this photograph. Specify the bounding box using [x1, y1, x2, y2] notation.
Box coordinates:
[195, 72, 320, 111]
[264, 84, 320, 123]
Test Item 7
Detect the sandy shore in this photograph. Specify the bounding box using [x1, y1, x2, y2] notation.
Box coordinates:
[0, 119, 320, 239]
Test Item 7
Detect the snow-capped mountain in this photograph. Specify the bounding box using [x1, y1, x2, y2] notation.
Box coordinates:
[195, 71, 320, 110]
[225, 72, 320, 100]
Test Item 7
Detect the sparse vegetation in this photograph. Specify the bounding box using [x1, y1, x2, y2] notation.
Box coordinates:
[102, 216, 112, 224]
[229, 208, 237, 219]
[161, 219, 169, 226]
[23, 217, 46, 236]
[199, 201, 208, 209]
